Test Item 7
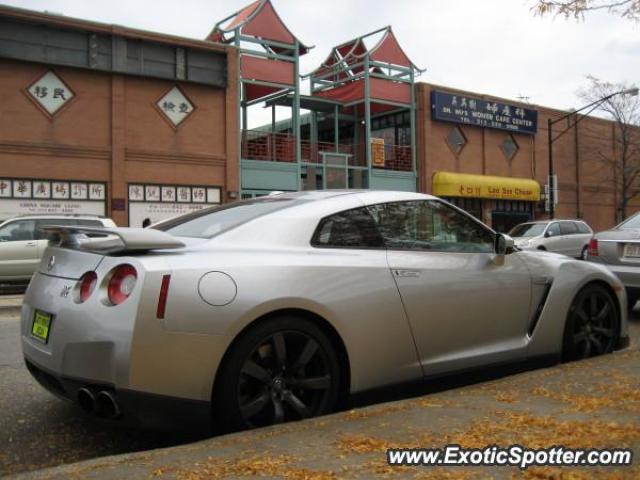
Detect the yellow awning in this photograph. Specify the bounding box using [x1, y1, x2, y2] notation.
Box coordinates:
[432, 171, 540, 201]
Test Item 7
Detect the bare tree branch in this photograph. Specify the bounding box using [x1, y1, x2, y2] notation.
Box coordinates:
[576, 76, 640, 221]
[532, 0, 640, 20]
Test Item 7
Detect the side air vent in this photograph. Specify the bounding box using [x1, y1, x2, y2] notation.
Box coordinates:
[528, 282, 553, 336]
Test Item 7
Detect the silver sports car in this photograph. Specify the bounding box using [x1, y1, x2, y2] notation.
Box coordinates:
[588, 212, 640, 310]
[21, 191, 629, 432]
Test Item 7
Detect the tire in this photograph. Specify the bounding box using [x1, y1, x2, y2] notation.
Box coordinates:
[213, 315, 341, 433]
[562, 284, 619, 362]
[580, 246, 588, 260]
[627, 293, 639, 312]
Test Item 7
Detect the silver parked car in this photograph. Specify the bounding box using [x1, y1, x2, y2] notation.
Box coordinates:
[588, 212, 640, 310]
[509, 220, 593, 259]
[21, 191, 628, 433]
[0, 214, 116, 282]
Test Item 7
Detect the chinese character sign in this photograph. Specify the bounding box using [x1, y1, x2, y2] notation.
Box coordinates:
[157, 87, 195, 126]
[431, 91, 537, 135]
[27, 71, 74, 115]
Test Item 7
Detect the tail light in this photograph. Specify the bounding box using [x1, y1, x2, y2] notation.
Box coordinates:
[588, 238, 599, 257]
[77, 271, 97, 303]
[107, 264, 137, 305]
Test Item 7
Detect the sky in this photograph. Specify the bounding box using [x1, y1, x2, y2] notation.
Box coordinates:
[3, 0, 638, 125]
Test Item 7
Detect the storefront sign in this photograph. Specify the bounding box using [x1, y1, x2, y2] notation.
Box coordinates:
[128, 183, 220, 227]
[431, 91, 537, 135]
[27, 71, 74, 116]
[371, 138, 385, 167]
[432, 171, 540, 201]
[0, 179, 106, 220]
[156, 86, 195, 127]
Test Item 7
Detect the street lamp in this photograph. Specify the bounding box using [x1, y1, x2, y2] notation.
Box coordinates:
[547, 87, 639, 219]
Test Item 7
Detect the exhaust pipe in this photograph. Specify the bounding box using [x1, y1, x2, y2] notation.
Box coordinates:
[95, 390, 121, 419]
[77, 387, 96, 414]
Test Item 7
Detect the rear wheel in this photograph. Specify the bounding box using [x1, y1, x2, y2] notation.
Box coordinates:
[562, 284, 618, 362]
[580, 246, 588, 260]
[213, 315, 341, 433]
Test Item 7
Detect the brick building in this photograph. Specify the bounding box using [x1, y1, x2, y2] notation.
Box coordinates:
[0, 6, 237, 227]
[0, 2, 633, 232]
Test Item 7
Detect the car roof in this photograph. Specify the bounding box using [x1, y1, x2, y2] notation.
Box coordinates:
[263, 189, 436, 203]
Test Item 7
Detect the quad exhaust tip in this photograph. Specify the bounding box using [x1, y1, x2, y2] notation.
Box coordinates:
[95, 390, 121, 419]
[77, 387, 96, 414]
[77, 388, 120, 419]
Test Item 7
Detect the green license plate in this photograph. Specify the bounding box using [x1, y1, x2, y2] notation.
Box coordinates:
[31, 310, 53, 344]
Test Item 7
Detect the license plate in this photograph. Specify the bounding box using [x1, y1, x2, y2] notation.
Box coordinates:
[31, 310, 53, 344]
[624, 244, 640, 258]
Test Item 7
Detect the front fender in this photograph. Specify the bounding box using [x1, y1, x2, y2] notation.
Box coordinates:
[519, 251, 627, 358]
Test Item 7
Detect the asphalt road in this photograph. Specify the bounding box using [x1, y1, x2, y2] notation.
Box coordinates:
[1, 302, 639, 477]
[0, 307, 205, 477]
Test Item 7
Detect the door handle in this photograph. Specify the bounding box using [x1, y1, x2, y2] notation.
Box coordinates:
[393, 269, 420, 278]
[25, 242, 37, 247]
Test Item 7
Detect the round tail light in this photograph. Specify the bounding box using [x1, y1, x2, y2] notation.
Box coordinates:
[107, 264, 137, 305]
[77, 271, 97, 303]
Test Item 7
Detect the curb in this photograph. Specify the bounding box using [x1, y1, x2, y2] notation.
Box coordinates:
[0, 305, 22, 315]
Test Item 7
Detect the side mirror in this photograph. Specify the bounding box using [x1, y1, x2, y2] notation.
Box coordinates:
[494, 233, 514, 256]
[544, 231, 551, 238]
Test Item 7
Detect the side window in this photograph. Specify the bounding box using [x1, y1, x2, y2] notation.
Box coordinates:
[367, 200, 495, 253]
[312, 207, 384, 248]
[576, 222, 591, 234]
[560, 221, 578, 235]
[0, 220, 36, 242]
[546, 223, 561, 237]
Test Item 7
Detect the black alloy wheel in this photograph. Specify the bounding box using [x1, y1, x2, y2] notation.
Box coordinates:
[563, 284, 618, 361]
[214, 316, 341, 432]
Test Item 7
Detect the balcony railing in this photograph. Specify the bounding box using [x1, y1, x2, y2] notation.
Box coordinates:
[241, 129, 413, 172]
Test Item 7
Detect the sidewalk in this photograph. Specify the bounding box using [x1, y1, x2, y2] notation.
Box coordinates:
[11, 345, 640, 480]
[0, 295, 23, 315]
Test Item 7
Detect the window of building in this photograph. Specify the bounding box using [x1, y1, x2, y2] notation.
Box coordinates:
[367, 200, 494, 253]
[311, 207, 384, 248]
[446, 127, 467, 155]
[501, 135, 519, 161]
[441, 197, 483, 220]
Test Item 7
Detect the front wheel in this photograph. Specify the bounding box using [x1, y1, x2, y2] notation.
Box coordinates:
[213, 315, 341, 433]
[562, 284, 618, 362]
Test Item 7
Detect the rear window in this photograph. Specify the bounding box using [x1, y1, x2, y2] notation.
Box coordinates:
[154, 197, 306, 238]
[508, 223, 546, 237]
[618, 213, 640, 230]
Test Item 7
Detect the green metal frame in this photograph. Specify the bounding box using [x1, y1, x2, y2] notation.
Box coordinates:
[214, 4, 424, 195]
[212, 1, 307, 197]
[306, 26, 424, 192]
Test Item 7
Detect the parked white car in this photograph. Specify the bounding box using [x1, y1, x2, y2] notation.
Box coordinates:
[509, 220, 593, 259]
[0, 215, 116, 282]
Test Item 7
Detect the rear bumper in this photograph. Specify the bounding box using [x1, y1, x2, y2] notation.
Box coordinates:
[25, 357, 212, 433]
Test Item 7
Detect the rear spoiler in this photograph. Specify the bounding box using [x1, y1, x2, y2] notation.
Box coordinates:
[40, 225, 185, 253]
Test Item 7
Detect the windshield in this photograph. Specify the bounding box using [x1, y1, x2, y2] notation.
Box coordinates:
[618, 213, 640, 230]
[508, 223, 547, 238]
[153, 197, 306, 238]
